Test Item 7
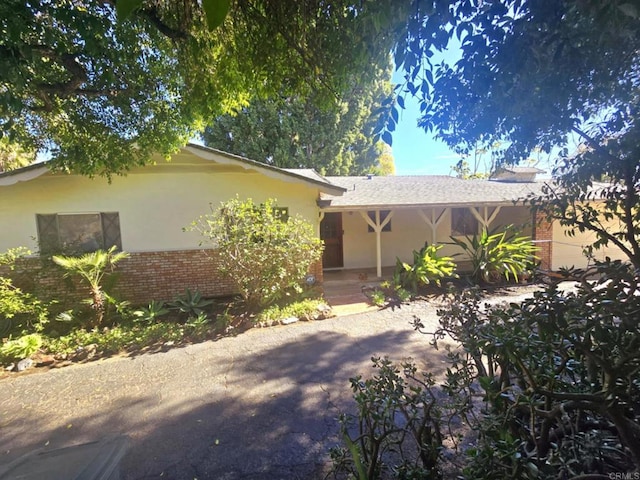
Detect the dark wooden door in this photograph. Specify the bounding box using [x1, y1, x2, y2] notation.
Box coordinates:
[321, 212, 344, 268]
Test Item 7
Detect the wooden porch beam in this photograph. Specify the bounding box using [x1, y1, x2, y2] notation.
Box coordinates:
[418, 207, 448, 245]
[359, 210, 394, 278]
[469, 206, 502, 228]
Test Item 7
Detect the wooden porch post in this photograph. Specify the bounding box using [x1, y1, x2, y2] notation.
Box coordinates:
[360, 210, 393, 278]
[418, 208, 448, 245]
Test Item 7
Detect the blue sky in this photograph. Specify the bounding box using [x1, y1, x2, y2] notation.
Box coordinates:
[388, 93, 461, 176]
[389, 44, 463, 176]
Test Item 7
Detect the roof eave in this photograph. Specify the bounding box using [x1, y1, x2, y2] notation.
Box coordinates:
[185, 144, 346, 195]
[319, 200, 529, 211]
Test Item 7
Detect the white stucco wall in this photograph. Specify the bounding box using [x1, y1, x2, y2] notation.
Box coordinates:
[0, 155, 322, 253]
[339, 205, 536, 270]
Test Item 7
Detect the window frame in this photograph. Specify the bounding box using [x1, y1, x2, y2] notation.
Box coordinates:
[450, 208, 479, 237]
[36, 212, 122, 254]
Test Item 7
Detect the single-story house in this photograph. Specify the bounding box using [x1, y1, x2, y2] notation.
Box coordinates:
[0, 145, 625, 303]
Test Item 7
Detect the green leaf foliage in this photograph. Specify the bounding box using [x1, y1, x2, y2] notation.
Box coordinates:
[1, 0, 410, 176]
[450, 226, 538, 285]
[202, 60, 396, 176]
[0, 248, 50, 336]
[202, 0, 232, 30]
[189, 197, 323, 311]
[0, 333, 43, 362]
[393, 242, 457, 292]
[52, 246, 130, 327]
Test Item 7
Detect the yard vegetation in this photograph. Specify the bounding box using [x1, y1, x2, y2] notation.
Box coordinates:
[0, 198, 329, 370]
[330, 0, 640, 478]
[0, 211, 538, 372]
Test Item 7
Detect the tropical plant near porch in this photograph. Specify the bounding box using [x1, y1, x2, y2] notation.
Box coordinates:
[393, 242, 457, 292]
[190, 197, 323, 311]
[52, 246, 130, 327]
[450, 226, 538, 284]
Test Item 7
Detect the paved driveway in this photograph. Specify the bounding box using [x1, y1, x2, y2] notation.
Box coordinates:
[0, 301, 451, 479]
[0, 283, 553, 479]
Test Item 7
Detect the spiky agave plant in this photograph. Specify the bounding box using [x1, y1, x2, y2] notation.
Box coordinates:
[53, 246, 129, 326]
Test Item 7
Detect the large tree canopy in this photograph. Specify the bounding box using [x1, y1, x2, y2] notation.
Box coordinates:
[383, 0, 640, 264]
[389, 0, 640, 164]
[202, 62, 395, 175]
[0, 0, 408, 176]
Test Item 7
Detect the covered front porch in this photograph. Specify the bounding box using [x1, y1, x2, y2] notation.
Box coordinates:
[320, 204, 533, 278]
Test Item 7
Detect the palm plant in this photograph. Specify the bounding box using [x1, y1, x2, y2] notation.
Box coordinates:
[450, 226, 538, 284]
[52, 246, 130, 326]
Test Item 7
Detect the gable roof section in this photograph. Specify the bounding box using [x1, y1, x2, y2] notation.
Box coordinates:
[321, 175, 548, 209]
[184, 144, 345, 195]
[0, 143, 346, 195]
[0, 162, 50, 186]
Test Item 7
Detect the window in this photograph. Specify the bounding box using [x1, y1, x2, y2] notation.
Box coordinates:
[36, 212, 122, 254]
[272, 206, 289, 222]
[451, 208, 478, 236]
[367, 210, 392, 232]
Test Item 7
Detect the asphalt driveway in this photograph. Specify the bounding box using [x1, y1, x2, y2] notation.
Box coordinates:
[0, 286, 546, 479]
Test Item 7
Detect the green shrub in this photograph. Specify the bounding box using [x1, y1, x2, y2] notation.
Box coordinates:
[428, 260, 640, 478]
[369, 289, 386, 307]
[190, 197, 322, 310]
[330, 357, 446, 479]
[0, 248, 50, 335]
[0, 333, 43, 362]
[449, 226, 537, 284]
[255, 298, 327, 325]
[393, 242, 457, 292]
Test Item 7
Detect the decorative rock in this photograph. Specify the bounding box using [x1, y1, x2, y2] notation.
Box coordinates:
[5, 363, 15, 372]
[16, 358, 33, 372]
[73, 344, 98, 361]
[35, 354, 56, 367]
[315, 303, 332, 320]
[281, 316, 299, 325]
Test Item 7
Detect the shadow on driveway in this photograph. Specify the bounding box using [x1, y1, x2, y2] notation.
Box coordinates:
[0, 313, 450, 479]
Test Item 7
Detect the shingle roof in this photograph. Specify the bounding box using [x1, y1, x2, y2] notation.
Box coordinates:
[321, 175, 548, 209]
[283, 168, 331, 184]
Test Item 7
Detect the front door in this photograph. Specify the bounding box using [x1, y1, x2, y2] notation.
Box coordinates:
[320, 212, 344, 269]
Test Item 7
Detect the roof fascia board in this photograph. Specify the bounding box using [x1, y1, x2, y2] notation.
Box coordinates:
[185, 144, 346, 195]
[0, 165, 50, 186]
[319, 201, 526, 212]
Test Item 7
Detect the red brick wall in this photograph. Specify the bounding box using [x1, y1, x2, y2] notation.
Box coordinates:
[309, 258, 323, 284]
[533, 211, 553, 270]
[114, 249, 236, 304]
[5, 249, 323, 306]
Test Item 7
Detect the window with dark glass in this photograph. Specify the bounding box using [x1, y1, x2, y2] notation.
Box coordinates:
[367, 210, 392, 232]
[36, 212, 122, 254]
[451, 208, 478, 236]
